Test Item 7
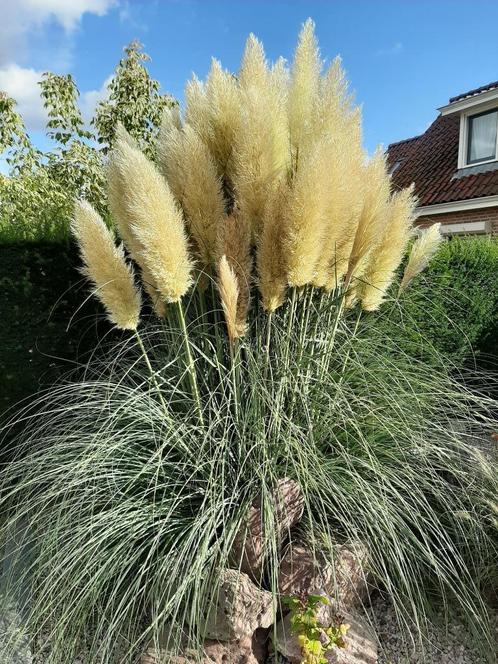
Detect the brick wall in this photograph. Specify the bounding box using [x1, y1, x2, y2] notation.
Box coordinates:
[416, 206, 498, 234]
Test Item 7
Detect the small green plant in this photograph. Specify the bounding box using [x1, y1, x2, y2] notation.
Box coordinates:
[284, 595, 350, 664]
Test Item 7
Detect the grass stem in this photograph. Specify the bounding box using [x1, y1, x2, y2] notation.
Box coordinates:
[175, 300, 204, 427]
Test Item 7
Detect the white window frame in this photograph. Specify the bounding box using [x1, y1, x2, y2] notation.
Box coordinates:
[458, 99, 498, 169]
[439, 220, 490, 235]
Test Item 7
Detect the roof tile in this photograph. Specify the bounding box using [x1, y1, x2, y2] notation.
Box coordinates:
[387, 114, 498, 206]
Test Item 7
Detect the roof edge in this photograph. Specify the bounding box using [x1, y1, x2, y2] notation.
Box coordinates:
[416, 195, 498, 216]
[387, 134, 423, 150]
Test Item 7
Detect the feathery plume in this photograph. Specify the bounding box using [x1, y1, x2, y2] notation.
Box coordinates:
[298, 55, 364, 291]
[162, 105, 182, 132]
[232, 34, 290, 235]
[218, 210, 252, 334]
[288, 19, 321, 161]
[312, 109, 364, 289]
[399, 222, 443, 293]
[345, 150, 391, 285]
[257, 178, 289, 311]
[182, 125, 226, 267]
[218, 255, 241, 343]
[285, 139, 330, 287]
[109, 137, 193, 303]
[200, 59, 241, 177]
[360, 187, 416, 311]
[156, 109, 185, 204]
[108, 130, 166, 316]
[72, 200, 141, 330]
[184, 76, 211, 151]
[159, 123, 225, 269]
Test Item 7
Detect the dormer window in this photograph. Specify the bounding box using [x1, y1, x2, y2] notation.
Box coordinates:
[438, 83, 498, 170]
[466, 109, 498, 164]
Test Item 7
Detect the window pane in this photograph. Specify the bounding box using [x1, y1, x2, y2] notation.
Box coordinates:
[468, 110, 497, 164]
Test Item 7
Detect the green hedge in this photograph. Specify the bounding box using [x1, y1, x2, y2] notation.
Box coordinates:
[389, 235, 498, 366]
[0, 242, 111, 416]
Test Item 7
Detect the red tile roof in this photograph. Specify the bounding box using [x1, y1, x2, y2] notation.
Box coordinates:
[387, 114, 498, 206]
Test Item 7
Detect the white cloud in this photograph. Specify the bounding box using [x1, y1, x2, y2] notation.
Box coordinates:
[0, 0, 116, 137]
[0, 63, 111, 135]
[0, 0, 117, 66]
[376, 42, 403, 57]
[80, 75, 113, 124]
[22, 0, 117, 31]
[0, 64, 47, 131]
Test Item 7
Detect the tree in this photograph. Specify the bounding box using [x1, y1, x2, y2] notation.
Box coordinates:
[0, 41, 177, 240]
[0, 92, 41, 175]
[94, 40, 177, 155]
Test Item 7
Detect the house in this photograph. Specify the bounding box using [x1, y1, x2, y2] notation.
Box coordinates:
[388, 81, 498, 235]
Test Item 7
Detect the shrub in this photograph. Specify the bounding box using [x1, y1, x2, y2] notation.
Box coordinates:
[387, 235, 498, 365]
[1, 21, 496, 664]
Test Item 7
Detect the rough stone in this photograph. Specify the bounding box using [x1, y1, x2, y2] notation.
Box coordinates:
[273, 608, 377, 664]
[230, 479, 304, 582]
[202, 569, 274, 641]
[330, 543, 372, 609]
[203, 628, 268, 663]
[141, 629, 268, 664]
[278, 541, 371, 609]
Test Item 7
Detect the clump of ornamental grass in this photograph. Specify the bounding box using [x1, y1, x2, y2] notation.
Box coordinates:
[1, 20, 497, 663]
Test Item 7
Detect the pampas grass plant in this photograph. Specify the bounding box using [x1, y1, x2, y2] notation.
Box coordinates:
[1, 20, 497, 664]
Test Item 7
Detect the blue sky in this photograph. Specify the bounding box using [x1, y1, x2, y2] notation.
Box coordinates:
[1, 0, 498, 167]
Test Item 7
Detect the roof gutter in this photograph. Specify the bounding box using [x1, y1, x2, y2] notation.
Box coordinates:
[415, 195, 498, 216]
[438, 88, 498, 115]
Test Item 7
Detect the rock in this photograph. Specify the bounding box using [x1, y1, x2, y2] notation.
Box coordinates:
[273, 608, 377, 664]
[204, 629, 268, 663]
[202, 569, 274, 641]
[278, 541, 371, 609]
[230, 479, 304, 582]
[330, 543, 371, 609]
[142, 630, 268, 664]
[278, 543, 332, 597]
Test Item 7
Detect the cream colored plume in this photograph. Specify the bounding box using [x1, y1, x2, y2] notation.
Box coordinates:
[218, 210, 252, 334]
[360, 187, 416, 311]
[399, 222, 443, 292]
[108, 128, 166, 316]
[72, 200, 141, 330]
[159, 122, 225, 269]
[285, 139, 330, 287]
[312, 106, 364, 290]
[288, 19, 321, 160]
[156, 109, 185, 204]
[185, 60, 241, 177]
[257, 178, 289, 312]
[309, 57, 364, 291]
[162, 105, 182, 132]
[232, 34, 290, 235]
[182, 125, 225, 267]
[114, 122, 139, 149]
[184, 75, 210, 148]
[218, 255, 241, 343]
[345, 150, 391, 285]
[109, 137, 193, 303]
